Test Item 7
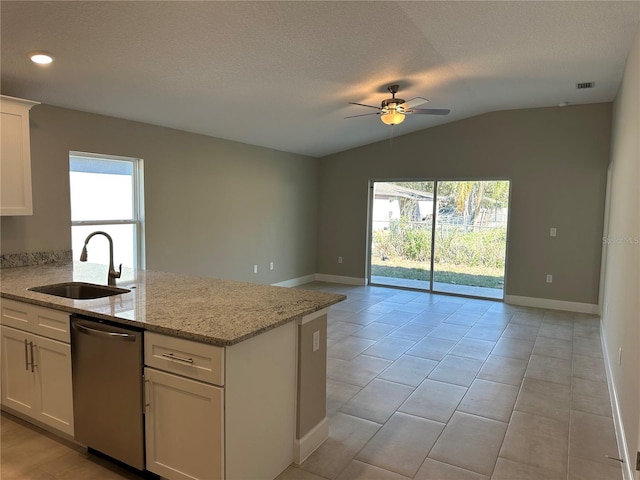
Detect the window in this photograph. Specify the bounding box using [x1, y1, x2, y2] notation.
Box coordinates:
[69, 152, 145, 281]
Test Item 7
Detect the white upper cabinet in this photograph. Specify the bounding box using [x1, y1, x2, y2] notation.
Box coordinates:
[1, 95, 39, 216]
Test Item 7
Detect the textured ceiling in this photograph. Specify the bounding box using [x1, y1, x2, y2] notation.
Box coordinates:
[2, 1, 639, 157]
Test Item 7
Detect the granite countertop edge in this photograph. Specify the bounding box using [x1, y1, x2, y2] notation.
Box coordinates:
[0, 263, 346, 347]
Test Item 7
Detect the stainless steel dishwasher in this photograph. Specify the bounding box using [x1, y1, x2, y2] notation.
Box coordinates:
[71, 315, 145, 470]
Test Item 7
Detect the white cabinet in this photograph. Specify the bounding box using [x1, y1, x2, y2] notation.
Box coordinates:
[0, 325, 38, 414]
[144, 367, 224, 480]
[144, 325, 297, 480]
[144, 332, 224, 480]
[1, 325, 74, 436]
[0, 299, 73, 436]
[0, 95, 39, 216]
[1, 298, 71, 342]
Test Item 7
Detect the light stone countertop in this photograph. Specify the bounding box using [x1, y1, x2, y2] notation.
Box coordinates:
[0, 262, 346, 346]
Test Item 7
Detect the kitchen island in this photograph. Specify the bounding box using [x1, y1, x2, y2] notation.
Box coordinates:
[0, 261, 344, 345]
[1, 262, 345, 480]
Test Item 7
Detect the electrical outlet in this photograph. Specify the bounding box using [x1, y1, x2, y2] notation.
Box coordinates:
[312, 331, 320, 352]
[253, 265, 258, 274]
[546, 274, 553, 283]
[550, 227, 557, 237]
[269, 262, 274, 271]
[338, 256, 343, 264]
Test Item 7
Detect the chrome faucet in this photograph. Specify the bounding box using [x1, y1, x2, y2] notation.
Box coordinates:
[79, 231, 122, 286]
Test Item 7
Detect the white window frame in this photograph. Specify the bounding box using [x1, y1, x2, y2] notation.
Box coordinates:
[69, 151, 146, 269]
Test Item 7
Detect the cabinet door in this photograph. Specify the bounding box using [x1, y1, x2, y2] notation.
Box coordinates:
[0, 96, 38, 216]
[0, 326, 38, 417]
[0, 326, 74, 436]
[145, 367, 223, 480]
[35, 335, 74, 436]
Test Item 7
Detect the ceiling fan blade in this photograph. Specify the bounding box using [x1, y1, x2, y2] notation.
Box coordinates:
[406, 108, 451, 116]
[344, 112, 380, 119]
[403, 97, 429, 108]
[349, 102, 381, 110]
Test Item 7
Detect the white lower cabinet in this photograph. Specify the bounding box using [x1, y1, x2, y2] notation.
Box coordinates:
[145, 323, 297, 480]
[144, 333, 224, 480]
[0, 325, 74, 435]
[144, 368, 223, 480]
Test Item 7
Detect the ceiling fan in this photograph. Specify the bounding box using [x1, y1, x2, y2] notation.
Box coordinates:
[346, 84, 450, 125]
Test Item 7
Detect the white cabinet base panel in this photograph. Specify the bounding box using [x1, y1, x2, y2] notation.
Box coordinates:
[225, 322, 297, 480]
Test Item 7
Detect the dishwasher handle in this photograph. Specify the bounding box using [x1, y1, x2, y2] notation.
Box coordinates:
[72, 321, 137, 342]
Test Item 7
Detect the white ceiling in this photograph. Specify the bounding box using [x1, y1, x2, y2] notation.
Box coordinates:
[2, 1, 639, 158]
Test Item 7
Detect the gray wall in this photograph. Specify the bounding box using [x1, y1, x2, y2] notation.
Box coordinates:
[297, 314, 327, 438]
[1, 102, 613, 304]
[601, 23, 639, 470]
[317, 104, 612, 305]
[0, 105, 319, 284]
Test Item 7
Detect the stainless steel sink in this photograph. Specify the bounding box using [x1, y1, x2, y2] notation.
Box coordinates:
[29, 282, 130, 300]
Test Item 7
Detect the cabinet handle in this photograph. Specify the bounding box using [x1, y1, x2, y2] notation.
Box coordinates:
[161, 352, 194, 364]
[24, 339, 29, 371]
[144, 378, 150, 411]
[73, 322, 136, 341]
[29, 342, 37, 372]
[25, 340, 36, 372]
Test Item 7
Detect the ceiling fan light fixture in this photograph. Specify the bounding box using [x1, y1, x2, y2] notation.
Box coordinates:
[380, 109, 405, 125]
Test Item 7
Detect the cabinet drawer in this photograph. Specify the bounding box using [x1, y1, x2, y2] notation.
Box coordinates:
[145, 332, 224, 386]
[1, 299, 70, 343]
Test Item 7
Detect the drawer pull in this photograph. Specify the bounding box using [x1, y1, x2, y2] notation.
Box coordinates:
[29, 342, 37, 372]
[24, 339, 29, 371]
[161, 352, 194, 364]
[24, 340, 36, 372]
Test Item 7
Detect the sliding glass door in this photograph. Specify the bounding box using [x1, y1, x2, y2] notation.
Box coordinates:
[370, 182, 435, 290]
[369, 180, 510, 300]
[432, 180, 509, 299]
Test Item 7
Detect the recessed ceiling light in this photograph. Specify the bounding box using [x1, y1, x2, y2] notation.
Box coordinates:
[29, 52, 53, 65]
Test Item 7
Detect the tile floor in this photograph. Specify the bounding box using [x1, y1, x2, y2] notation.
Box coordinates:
[0, 282, 623, 480]
[278, 282, 622, 480]
[0, 413, 143, 479]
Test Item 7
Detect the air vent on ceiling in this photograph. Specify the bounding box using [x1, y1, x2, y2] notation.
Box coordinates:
[576, 82, 595, 89]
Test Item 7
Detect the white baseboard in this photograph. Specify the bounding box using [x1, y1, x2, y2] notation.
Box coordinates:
[314, 274, 367, 286]
[293, 416, 329, 465]
[504, 294, 599, 314]
[600, 325, 635, 480]
[273, 274, 366, 287]
[272, 274, 317, 288]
